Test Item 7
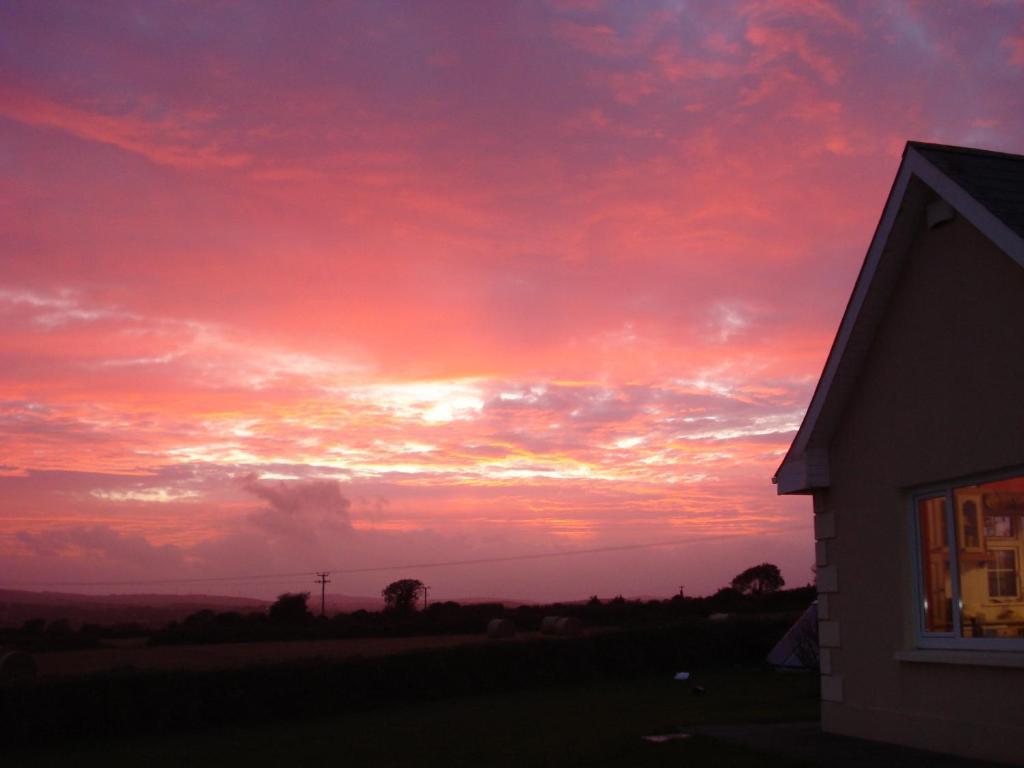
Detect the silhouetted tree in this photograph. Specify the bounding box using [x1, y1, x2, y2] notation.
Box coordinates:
[269, 592, 313, 625]
[21, 618, 45, 635]
[184, 609, 217, 628]
[730, 563, 785, 595]
[45, 618, 72, 636]
[382, 579, 424, 612]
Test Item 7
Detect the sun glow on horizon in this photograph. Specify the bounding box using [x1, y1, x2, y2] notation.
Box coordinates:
[1, 0, 1021, 599]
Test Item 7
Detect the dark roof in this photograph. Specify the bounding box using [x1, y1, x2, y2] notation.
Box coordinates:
[909, 141, 1024, 241]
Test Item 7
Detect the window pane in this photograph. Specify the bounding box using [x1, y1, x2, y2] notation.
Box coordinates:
[986, 513, 1014, 538]
[918, 496, 952, 633]
[987, 550, 1018, 599]
[955, 475, 1024, 639]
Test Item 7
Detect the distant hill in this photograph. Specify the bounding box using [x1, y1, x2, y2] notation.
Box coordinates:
[0, 589, 434, 627]
[0, 589, 674, 628]
[0, 589, 269, 628]
[321, 593, 384, 613]
[0, 590, 268, 607]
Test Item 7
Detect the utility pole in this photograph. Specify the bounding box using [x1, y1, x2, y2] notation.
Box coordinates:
[421, 584, 430, 609]
[315, 572, 331, 617]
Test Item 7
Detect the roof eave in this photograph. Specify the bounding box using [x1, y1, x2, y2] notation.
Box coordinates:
[775, 147, 917, 495]
[775, 142, 1024, 496]
[773, 448, 829, 495]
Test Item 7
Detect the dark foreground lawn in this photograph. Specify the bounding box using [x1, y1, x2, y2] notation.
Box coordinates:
[11, 669, 819, 768]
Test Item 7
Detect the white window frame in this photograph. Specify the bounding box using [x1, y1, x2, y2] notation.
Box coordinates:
[986, 548, 1020, 600]
[911, 467, 1024, 651]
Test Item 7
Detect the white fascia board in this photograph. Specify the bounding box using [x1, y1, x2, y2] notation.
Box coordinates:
[775, 155, 915, 494]
[775, 448, 829, 494]
[774, 453, 808, 494]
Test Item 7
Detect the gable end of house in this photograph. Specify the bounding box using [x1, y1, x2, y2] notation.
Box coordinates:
[774, 142, 1024, 495]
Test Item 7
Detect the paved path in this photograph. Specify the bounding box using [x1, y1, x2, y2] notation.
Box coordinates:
[686, 722, 1007, 767]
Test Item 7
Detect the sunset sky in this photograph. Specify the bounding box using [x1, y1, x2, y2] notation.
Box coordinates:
[2, 1, 1023, 601]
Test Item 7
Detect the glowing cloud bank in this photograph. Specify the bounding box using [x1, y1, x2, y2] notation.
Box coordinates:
[1, 1, 1022, 599]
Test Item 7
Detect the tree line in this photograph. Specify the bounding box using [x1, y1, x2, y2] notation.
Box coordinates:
[0, 562, 806, 650]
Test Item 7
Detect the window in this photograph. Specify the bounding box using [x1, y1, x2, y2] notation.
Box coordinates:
[914, 471, 1024, 647]
[917, 496, 951, 632]
[988, 550, 1019, 600]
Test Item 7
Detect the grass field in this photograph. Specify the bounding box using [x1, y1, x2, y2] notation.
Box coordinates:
[12, 669, 819, 768]
[31, 632, 507, 677]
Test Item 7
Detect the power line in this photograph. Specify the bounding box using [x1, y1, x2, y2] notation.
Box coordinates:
[325, 525, 809, 575]
[6, 524, 811, 589]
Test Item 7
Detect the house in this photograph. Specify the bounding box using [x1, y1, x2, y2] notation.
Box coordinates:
[774, 141, 1024, 765]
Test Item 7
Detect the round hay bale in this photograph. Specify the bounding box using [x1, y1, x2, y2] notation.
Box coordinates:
[555, 617, 583, 637]
[486, 618, 515, 639]
[0, 651, 37, 683]
[540, 616, 561, 635]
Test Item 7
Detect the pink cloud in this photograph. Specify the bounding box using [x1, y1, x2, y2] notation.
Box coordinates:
[603, 70, 658, 103]
[743, 23, 842, 85]
[553, 21, 625, 57]
[0, 84, 251, 170]
[1005, 31, 1024, 65]
[742, 0, 860, 35]
[15, 525, 186, 573]
[242, 476, 354, 541]
[0, 1, 1021, 599]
